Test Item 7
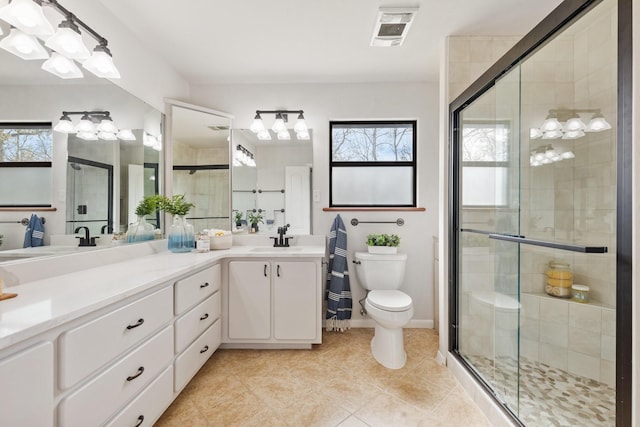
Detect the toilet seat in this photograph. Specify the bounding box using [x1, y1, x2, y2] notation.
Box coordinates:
[368, 290, 412, 312]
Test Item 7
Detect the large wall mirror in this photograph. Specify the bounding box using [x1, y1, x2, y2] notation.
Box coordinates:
[168, 101, 231, 232]
[231, 129, 312, 235]
[0, 41, 163, 255]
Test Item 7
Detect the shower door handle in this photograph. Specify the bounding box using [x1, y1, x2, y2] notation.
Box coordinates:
[488, 233, 608, 254]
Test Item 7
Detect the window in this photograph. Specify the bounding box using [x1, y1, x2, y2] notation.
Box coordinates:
[460, 121, 510, 207]
[330, 120, 416, 207]
[0, 123, 53, 207]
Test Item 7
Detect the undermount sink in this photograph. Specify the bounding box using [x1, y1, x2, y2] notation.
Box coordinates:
[250, 246, 304, 252]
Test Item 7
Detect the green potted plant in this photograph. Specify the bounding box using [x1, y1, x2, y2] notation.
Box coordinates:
[233, 210, 243, 228]
[127, 196, 158, 243]
[247, 211, 264, 233]
[157, 195, 196, 252]
[366, 233, 401, 254]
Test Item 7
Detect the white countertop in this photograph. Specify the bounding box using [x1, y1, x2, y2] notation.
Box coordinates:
[0, 240, 325, 352]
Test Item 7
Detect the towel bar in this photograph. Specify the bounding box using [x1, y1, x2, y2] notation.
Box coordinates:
[350, 218, 404, 227]
[0, 217, 46, 226]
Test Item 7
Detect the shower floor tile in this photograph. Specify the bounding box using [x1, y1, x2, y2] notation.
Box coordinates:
[468, 355, 615, 426]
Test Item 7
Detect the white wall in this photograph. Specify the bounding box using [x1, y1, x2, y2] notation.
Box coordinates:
[189, 82, 440, 325]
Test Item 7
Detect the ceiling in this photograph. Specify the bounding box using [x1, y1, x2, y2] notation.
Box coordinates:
[97, 0, 564, 86]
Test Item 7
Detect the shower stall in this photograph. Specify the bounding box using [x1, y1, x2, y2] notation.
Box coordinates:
[449, 0, 631, 425]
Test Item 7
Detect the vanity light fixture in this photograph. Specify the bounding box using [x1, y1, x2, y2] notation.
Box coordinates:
[0, 27, 49, 59]
[250, 110, 310, 141]
[116, 129, 136, 141]
[530, 108, 611, 140]
[235, 144, 256, 167]
[529, 144, 575, 167]
[0, 0, 121, 79]
[53, 110, 136, 142]
[53, 113, 73, 132]
[142, 132, 161, 151]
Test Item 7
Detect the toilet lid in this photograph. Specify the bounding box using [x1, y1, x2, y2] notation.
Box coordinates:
[368, 290, 413, 312]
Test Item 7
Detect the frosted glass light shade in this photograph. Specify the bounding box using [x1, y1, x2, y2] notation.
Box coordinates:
[296, 130, 310, 140]
[542, 129, 562, 139]
[0, 27, 49, 59]
[97, 131, 117, 140]
[76, 132, 97, 140]
[83, 47, 120, 78]
[257, 130, 271, 140]
[541, 116, 562, 132]
[250, 114, 265, 133]
[585, 115, 611, 132]
[41, 52, 83, 78]
[116, 129, 136, 140]
[53, 116, 74, 133]
[272, 115, 287, 133]
[293, 114, 307, 133]
[45, 24, 90, 60]
[97, 118, 117, 133]
[277, 130, 291, 140]
[75, 117, 95, 133]
[562, 129, 585, 139]
[564, 116, 586, 131]
[0, 0, 54, 36]
[529, 128, 543, 139]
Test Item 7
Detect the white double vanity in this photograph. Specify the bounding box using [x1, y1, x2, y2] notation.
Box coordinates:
[0, 236, 325, 427]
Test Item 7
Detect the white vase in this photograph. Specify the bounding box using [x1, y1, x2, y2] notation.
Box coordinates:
[367, 245, 398, 254]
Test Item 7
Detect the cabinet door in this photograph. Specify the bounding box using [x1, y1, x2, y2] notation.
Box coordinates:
[228, 261, 271, 339]
[274, 261, 317, 340]
[0, 342, 53, 427]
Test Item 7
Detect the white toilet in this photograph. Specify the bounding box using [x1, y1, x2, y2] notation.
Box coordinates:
[354, 251, 414, 369]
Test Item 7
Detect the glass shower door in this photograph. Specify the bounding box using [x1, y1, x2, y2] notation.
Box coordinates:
[456, 67, 522, 411]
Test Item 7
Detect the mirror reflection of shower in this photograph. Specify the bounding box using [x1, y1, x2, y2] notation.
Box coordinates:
[66, 157, 113, 236]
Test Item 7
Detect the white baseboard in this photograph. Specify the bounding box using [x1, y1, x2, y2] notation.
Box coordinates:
[323, 319, 435, 329]
[435, 350, 447, 365]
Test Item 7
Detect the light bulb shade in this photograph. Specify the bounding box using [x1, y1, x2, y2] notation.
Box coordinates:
[232, 158, 242, 167]
[560, 151, 575, 159]
[82, 45, 120, 79]
[97, 117, 118, 133]
[97, 131, 117, 140]
[272, 115, 287, 133]
[76, 131, 97, 141]
[249, 114, 265, 133]
[529, 128, 542, 139]
[0, 0, 54, 36]
[296, 130, 310, 140]
[277, 130, 291, 140]
[45, 22, 90, 60]
[41, 52, 83, 79]
[585, 114, 611, 132]
[562, 129, 585, 139]
[564, 116, 586, 131]
[0, 27, 48, 59]
[116, 129, 136, 140]
[53, 116, 74, 133]
[542, 129, 562, 139]
[257, 130, 271, 140]
[293, 114, 307, 133]
[541, 115, 562, 132]
[75, 116, 95, 133]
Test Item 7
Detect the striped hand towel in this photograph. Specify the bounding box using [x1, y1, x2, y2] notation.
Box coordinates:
[325, 214, 352, 332]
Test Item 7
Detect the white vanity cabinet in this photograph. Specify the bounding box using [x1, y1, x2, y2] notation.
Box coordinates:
[0, 342, 54, 427]
[226, 258, 321, 345]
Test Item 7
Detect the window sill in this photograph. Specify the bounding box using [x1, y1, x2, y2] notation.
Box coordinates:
[0, 207, 57, 212]
[323, 207, 425, 212]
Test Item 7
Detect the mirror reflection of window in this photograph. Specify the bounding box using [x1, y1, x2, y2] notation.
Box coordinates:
[0, 123, 53, 207]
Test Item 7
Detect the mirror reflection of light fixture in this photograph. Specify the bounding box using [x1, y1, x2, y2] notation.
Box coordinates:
[0, 27, 49, 59]
[235, 144, 256, 167]
[0, 0, 120, 79]
[249, 110, 309, 140]
[53, 110, 137, 142]
[530, 108, 611, 140]
[530, 144, 575, 167]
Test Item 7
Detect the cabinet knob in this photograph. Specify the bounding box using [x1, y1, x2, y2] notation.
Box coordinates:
[200, 313, 209, 321]
[200, 345, 209, 354]
[126, 366, 145, 381]
[126, 318, 145, 330]
[135, 415, 145, 427]
[200, 282, 210, 289]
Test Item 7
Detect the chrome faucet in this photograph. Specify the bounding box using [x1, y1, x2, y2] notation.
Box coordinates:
[75, 226, 98, 247]
[271, 224, 293, 247]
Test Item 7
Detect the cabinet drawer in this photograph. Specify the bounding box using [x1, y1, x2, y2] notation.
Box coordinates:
[58, 326, 173, 427]
[175, 291, 221, 353]
[0, 342, 53, 427]
[105, 365, 173, 427]
[174, 264, 220, 314]
[59, 286, 173, 389]
[174, 319, 221, 392]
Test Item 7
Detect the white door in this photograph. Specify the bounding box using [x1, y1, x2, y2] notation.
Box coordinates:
[285, 166, 311, 234]
[273, 261, 317, 340]
[228, 261, 271, 339]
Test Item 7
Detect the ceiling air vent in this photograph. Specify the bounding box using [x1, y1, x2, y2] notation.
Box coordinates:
[370, 7, 418, 47]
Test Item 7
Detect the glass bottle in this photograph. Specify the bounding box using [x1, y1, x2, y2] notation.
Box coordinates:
[126, 215, 155, 243]
[168, 215, 195, 253]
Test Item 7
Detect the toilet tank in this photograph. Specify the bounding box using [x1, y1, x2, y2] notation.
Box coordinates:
[353, 252, 407, 290]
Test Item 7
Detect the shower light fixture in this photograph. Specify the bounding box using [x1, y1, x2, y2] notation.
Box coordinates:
[530, 108, 611, 141]
[0, 0, 120, 79]
[249, 110, 310, 141]
[53, 110, 136, 142]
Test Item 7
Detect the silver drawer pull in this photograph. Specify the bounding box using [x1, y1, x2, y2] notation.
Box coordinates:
[126, 366, 145, 381]
[126, 318, 145, 330]
[200, 313, 209, 321]
[135, 415, 144, 427]
[200, 282, 209, 289]
[200, 345, 209, 354]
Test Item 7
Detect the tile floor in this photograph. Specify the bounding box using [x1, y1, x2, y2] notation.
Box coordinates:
[156, 328, 492, 427]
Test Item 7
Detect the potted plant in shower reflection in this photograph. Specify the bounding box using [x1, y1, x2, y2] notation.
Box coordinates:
[158, 195, 196, 253]
[233, 211, 244, 228]
[127, 196, 158, 243]
[247, 211, 264, 233]
[366, 233, 401, 254]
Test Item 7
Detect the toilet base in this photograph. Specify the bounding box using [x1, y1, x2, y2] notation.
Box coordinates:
[370, 324, 407, 369]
